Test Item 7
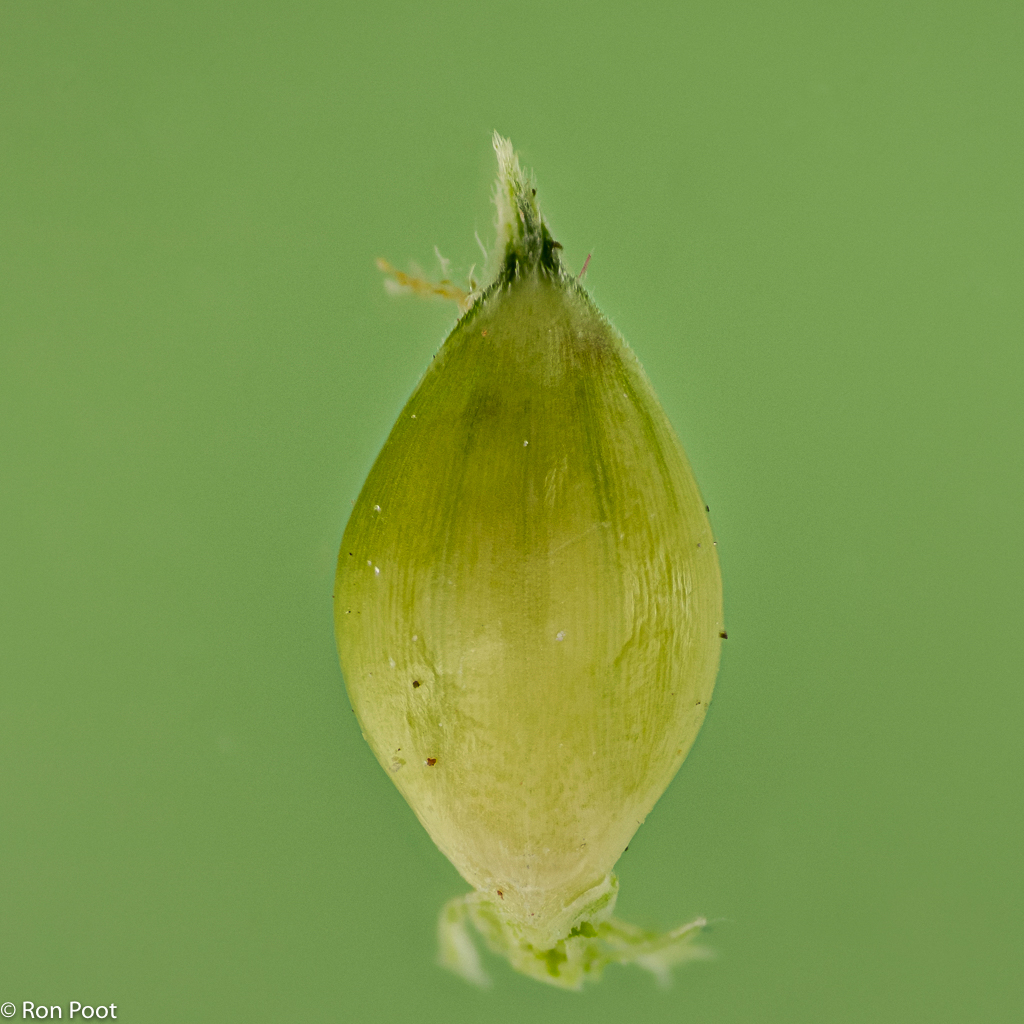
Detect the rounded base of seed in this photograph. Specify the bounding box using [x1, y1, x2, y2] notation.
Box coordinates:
[437, 875, 711, 990]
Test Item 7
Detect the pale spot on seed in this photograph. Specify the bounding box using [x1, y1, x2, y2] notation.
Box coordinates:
[555, 630, 566, 641]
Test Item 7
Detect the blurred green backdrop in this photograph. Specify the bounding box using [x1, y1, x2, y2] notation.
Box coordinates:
[2, 2, 1021, 1021]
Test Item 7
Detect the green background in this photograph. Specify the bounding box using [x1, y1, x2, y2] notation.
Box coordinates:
[2, 2, 1021, 1020]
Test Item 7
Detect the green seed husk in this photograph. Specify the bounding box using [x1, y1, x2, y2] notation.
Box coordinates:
[334, 135, 723, 989]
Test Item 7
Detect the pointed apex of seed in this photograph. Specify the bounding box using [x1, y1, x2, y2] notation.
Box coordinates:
[492, 133, 562, 280]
